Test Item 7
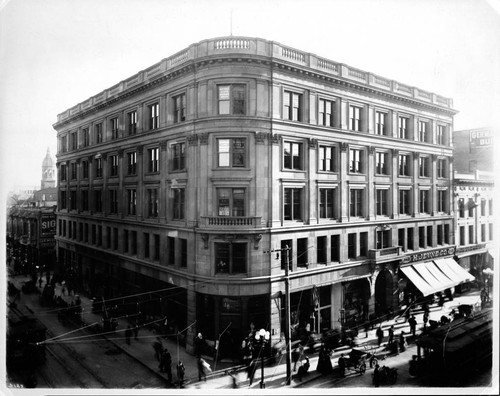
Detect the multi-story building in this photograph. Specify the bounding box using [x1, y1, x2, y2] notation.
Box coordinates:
[7, 148, 57, 275]
[53, 36, 464, 357]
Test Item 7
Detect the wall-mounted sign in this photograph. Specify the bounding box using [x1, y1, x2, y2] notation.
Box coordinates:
[401, 246, 456, 264]
[40, 214, 56, 237]
[470, 129, 492, 147]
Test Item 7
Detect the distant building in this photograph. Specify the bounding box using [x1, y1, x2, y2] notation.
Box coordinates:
[453, 127, 493, 173]
[7, 149, 57, 275]
[53, 36, 460, 357]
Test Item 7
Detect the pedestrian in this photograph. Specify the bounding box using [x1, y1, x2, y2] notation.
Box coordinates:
[153, 337, 163, 361]
[198, 357, 208, 381]
[176, 361, 185, 388]
[292, 344, 304, 371]
[296, 356, 310, 381]
[387, 325, 394, 345]
[316, 345, 333, 374]
[364, 320, 370, 338]
[399, 331, 406, 353]
[194, 332, 205, 358]
[423, 311, 429, 329]
[338, 353, 346, 378]
[133, 321, 139, 340]
[376, 326, 384, 346]
[163, 349, 172, 382]
[408, 315, 417, 337]
[61, 281, 67, 296]
[125, 325, 132, 345]
[373, 364, 380, 387]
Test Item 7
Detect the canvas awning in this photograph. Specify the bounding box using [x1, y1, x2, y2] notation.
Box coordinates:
[400, 258, 475, 297]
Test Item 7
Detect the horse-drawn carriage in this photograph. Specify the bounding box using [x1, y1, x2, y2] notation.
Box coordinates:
[343, 348, 368, 374]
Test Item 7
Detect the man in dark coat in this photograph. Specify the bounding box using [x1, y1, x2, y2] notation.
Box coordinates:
[408, 315, 417, 337]
[387, 325, 394, 344]
[376, 326, 384, 346]
[338, 353, 346, 377]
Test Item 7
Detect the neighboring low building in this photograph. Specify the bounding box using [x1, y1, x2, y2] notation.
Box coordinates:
[453, 127, 493, 173]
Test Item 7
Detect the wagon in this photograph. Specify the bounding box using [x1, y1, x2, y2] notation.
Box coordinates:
[344, 348, 368, 374]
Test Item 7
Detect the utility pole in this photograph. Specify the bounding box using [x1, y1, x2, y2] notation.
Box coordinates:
[265, 245, 292, 385]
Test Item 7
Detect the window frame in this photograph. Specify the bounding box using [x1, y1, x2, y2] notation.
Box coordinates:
[217, 137, 247, 168]
[127, 110, 137, 135]
[216, 187, 246, 217]
[419, 156, 430, 178]
[349, 187, 365, 218]
[398, 154, 411, 177]
[398, 116, 409, 139]
[349, 105, 362, 131]
[173, 93, 187, 122]
[127, 188, 137, 215]
[171, 142, 186, 171]
[148, 102, 160, 130]
[399, 188, 411, 215]
[109, 154, 119, 177]
[418, 120, 429, 143]
[215, 241, 248, 274]
[283, 90, 303, 122]
[147, 188, 159, 218]
[284, 187, 303, 221]
[375, 111, 387, 135]
[419, 189, 430, 214]
[147, 147, 160, 173]
[375, 151, 389, 175]
[283, 141, 304, 171]
[218, 84, 246, 115]
[110, 117, 119, 140]
[127, 151, 137, 175]
[319, 187, 336, 219]
[318, 98, 335, 127]
[349, 148, 365, 174]
[173, 188, 185, 220]
[318, 145, 336, 172]
[375, 188, 389, 216]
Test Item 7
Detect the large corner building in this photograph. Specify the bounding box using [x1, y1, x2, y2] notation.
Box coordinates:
[54, 37, 461, 357]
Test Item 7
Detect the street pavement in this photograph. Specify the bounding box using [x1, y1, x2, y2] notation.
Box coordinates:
[8, 273, 485, 390]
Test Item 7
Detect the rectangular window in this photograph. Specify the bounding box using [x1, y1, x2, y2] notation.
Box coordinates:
[375, 152, 388, 175]
[94, 190, 102, 212]
[84, 223, 89, 243]
[280, 240, 292, 270]
[217, 188, 245, 216]
[331, 235, 340, 262]
[297, 238, 308, 268]
[489, 223, 493, 241]
[97, 225, 102, 246]
[148, 147, 159, 173]
[438, 190, 447, 213]
[91, 224, 96, 244]
[317, 236, 327, 264]
[110, 117, 119, 140]
[147, 188, 159, 217]
[131, 231, 137, 255]
[153, 234, 160, 260]
[418, 121, 428, 142]
[123, 229, 129, 253]
[349, 148, 363, 173]
[70, 162, 77, 180]
[127, 152, 137, 175]
[419, 226, 426, 248]
[375, 111, 387, 135]
[215, 242, 247, 274]
[360, 232, 368, 256]
[349, 189, 364, 217]
[109, 190, 118, 214]
[399, 154, 410, 176]
[408, 228, 414, 250]
[168, 237, 175, 265]
[437, 125, 445, 145]
[419, 157, 430, 177]
[284, 141, 303, 170]
[419, 190, 430, 214]
[489, 199, 493, 215]
[469, 225, 474, 244]
[128, 111, 137, 135]
[398, 229, 405, 251]
[127, 189, 137, 215]
[180, 239, 187, 267]
[319, 188, 335, 219]
[458, 198, 465, 217]
[173, 188, 185, 220]
[218, 85, 245, 115]
[173, 93, 186, 122]
[284, 188, 302, 220]
[171, 143, 186, 171]
[109, 155, 119, 177]
[106, 226, 111, 248]
[427, 225, 433, 247]
[348, 233, 356, 259]
[318, 146, 335, 172]
[318, 99, 334, 127]
[70, 132, 78, 150]
[113, 227, 118, 250]
[376, 189, 388, 216]
[78, 223, 83, 241]
[437, 158, 446, 178]
[149, 103, 159, 130]
[60, 163, 67, 181]
[144, 233, 150, 258]
[283, 91, 302, 121]
[437, 225, 444, 245]
[70, 190, 77, 211]
[481, 199, 486, 216]
[60, 135, 67, 153]
[459, 226, 465, 245]
[217, 138, 246, 167]
[468, 199, 475, 217]
[349, 105, 361, 131]
[82, 190, 89, 211]
[399, 189, 410, 215]
[481, 224, 486, 242]
[376, 230, 391, 249]
[82, 128, 90, 147]
[398, 116, 408, 139]
[95, 157, 102, 178]
[95, 123, 102, 144]
[82, 160, 89, 179]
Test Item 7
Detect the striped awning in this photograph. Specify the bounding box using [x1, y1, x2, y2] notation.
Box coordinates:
[401, 258, 475, 296]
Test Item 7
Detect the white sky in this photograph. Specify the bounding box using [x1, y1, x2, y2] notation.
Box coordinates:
[1, 0, 499, 192]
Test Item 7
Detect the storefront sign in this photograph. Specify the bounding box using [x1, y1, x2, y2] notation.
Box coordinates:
[456, 244, 486, 254]
[470, 129, 492, 147]
[40, 214, 56, 237]
[401, 246, 456, 264]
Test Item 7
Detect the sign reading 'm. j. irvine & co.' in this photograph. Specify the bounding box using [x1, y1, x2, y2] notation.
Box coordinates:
[401, 246, 456, 264]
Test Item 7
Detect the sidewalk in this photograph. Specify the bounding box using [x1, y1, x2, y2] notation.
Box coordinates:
[10, 273, 236, 388]
[10, 272, 484, 389]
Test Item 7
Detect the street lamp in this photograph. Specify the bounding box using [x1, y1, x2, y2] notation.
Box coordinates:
[255, 328, 270, 389]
